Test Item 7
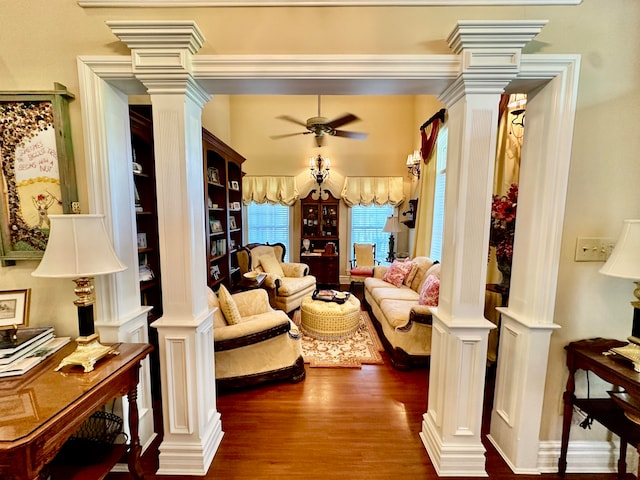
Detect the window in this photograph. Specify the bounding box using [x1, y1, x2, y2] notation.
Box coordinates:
[351, 204, 394, 264]
[430, 126, 448, 262]
[246, 202, 290, 261]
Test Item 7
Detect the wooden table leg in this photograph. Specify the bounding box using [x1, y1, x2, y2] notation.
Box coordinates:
[559, 366, 577, 476]
[617, 440, 627, 479]
[127, 363, 145, 480]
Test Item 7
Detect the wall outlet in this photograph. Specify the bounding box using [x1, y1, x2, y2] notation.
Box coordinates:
[575, 237, 615, 262]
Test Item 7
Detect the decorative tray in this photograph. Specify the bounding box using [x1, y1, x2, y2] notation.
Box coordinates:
[312, 289, 350, 304]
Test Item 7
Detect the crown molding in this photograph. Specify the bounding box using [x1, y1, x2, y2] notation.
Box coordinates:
[80, 0, 581, 6]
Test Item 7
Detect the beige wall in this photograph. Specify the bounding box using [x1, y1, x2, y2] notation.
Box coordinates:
[1, 0, 639, 450]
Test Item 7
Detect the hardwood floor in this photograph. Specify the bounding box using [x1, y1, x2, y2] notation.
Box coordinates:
[107, 354, 634, 479]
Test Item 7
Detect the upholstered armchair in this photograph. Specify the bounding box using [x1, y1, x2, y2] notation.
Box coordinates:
[209, 286, 305, 391]
[237, 243, 316, 313]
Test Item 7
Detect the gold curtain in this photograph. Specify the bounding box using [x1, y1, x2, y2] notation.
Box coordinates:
[340, 177, 405, 207]
[411, 137, 439, 258]
[242, 176, 299, 206]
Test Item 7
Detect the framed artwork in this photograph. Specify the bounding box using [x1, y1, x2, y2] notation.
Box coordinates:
[230, 180, 239, 190]
[0, 289, 31, 328]
[210, 219, 223, 233]
[137, 233, 147, 249]
[0, 83, 78, 264]
[229, 216, 237, 230]
[207, 167, 220, 185]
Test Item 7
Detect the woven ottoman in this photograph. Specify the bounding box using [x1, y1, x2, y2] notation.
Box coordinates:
[300, 295, 361, 340]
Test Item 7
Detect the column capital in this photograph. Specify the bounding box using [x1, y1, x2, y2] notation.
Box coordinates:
[447, 20, 548, 53]
[107, 20, 204, 54]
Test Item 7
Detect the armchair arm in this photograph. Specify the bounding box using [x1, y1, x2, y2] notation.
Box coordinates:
[372, 265, 388, 278]
[282, 262, 309, 277]
[396, 306, 433, 332]
[214, 315, 291, 351]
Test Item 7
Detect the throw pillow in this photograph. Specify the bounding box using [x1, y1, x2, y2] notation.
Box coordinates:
[218, 284, 242, 325]
[382, 259, 415, 287]
[258, 251, 285, 277]
[418, 273, 440, 306]
[403, 259, 418, 286]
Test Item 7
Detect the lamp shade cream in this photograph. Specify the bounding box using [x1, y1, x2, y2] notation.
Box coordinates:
[32, 214, 127, 278]
[383, 215, 402, 234]
[599, 219, 640, 280]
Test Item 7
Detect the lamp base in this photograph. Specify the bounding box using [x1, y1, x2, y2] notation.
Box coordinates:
[54, 333, 119, 373]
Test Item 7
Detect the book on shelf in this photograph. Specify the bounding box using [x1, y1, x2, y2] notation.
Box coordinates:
[0, 336, 70, 378]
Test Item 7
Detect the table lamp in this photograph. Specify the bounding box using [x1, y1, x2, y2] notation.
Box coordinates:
[383, 215, 402, 263]
[599, 219, 640, 344]
[32, 214, 127, 372]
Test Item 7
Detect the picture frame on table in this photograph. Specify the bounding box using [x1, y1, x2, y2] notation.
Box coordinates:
[0, 83, 79, 264]
[0, 289, 31, 328]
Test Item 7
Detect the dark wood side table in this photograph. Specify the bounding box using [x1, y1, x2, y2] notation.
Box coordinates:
[301, 253, 339, 287]
[559, 338, 640, 478]
[0, 342, 153, 480]
[234, 272, 267, 292]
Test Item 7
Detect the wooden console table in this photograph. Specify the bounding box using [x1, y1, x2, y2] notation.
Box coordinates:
[0, 341, 152, 480]
[559, 338, 640, 478]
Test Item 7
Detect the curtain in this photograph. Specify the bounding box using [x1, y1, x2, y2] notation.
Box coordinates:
[242, 176, 299, 206]
[340, 177, 405, 207]
[494, 94, 523, 196]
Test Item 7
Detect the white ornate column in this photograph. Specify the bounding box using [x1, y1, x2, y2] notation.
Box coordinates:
[108, 21, 222, 476]
[420, 20, 547, 477]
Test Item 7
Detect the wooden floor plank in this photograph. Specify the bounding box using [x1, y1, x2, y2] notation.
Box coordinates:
[105, 353, 634, 479]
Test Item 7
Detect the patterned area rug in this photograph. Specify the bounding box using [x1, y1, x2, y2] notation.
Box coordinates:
[292, 310, 384, 368]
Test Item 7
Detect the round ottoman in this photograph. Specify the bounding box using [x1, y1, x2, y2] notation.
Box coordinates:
[300, 294, 361, 340]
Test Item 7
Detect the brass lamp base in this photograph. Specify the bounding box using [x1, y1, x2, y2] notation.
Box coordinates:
[54, 333, 119, 373]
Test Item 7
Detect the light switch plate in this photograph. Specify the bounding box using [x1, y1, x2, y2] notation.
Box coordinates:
[575, 237, 615, 262]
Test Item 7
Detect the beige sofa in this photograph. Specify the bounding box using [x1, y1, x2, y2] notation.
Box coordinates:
[364, 257, 439, 370]
[209, 287, 305, 391]
[237, 243, 316, 313]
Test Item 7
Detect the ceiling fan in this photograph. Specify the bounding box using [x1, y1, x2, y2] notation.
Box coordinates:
[270, 95, 368, 147]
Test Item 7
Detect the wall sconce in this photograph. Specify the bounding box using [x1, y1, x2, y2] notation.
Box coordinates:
[309, 154, 330, 188]
[406, 150, 421, 178]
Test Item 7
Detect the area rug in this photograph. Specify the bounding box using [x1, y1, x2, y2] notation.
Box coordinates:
[292, 310, 384, 368]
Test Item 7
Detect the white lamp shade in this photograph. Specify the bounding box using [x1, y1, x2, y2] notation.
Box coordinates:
[32, 214, 127, 278]
[383, 215, 402, 233]
[599, 219, 640, 280]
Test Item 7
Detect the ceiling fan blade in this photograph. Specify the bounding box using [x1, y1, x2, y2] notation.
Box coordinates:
[276, 115, 308, 128]
[332, 130, 368, 140]
[325, 113, 359, 129]
[270, 132, 306, 140]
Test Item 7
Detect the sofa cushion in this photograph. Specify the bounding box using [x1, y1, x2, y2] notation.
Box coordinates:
[379, 298, 420, 329]
[418, 274, 440, 306]
[382, 259, 415, 287]
[409, 257, 437, 292]
[218, 285, 242, 325]
[259, 250, 285, 277]
[371, 285, 419, 304]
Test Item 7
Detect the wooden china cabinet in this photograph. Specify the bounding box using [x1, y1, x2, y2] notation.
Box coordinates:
[300, 190, 340, 287]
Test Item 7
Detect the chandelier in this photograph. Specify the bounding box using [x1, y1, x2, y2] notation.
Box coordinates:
[309, 154, 331, 187]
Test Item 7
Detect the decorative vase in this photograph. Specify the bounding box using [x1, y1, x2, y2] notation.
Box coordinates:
[496, 256, 512, 291]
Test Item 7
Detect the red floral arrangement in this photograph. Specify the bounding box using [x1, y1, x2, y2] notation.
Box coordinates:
[489, 183, 518, 261]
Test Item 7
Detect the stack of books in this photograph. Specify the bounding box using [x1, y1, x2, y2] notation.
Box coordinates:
[0, 327, 69, 378]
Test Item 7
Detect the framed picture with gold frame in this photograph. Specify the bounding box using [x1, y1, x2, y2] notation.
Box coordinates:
[0, 83, 78, 264]
[0, 289, 31, 328]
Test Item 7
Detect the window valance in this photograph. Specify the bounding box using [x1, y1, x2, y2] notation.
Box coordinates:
[242, 176, 299, 206]
[340, 177, 405, 207]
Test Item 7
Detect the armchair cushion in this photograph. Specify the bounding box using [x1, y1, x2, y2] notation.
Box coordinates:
[218, 285, 242, 325]
[258, 250, 285, 277]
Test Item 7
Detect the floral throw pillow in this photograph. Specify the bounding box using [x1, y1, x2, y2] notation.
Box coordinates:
[382, 260, 415, 287]
[418, 274, 440, 306]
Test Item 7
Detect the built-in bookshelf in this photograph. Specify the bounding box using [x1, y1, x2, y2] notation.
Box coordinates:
[203, 128, 245, 291]
[128, 105, 162, 399]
